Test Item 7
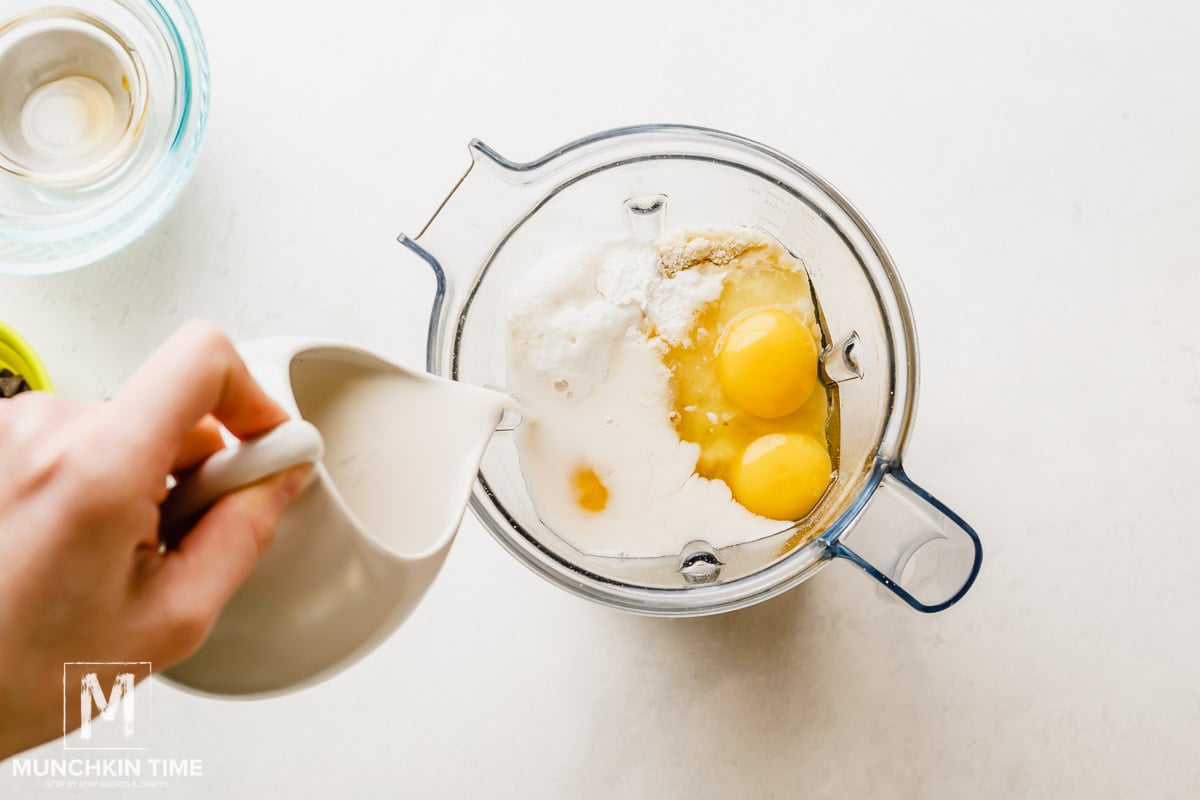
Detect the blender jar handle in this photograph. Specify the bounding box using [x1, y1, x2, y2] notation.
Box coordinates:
[831, 467, 982, 613]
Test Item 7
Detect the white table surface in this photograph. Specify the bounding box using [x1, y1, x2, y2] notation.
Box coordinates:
[4, 0, 1200, 797]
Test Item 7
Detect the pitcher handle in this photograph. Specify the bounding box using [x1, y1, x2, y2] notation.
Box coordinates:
[160, 420, 325, 536]
[830, 467, 982, 613]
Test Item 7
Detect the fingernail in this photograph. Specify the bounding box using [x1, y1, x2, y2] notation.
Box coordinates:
[280, 464, 314, 501]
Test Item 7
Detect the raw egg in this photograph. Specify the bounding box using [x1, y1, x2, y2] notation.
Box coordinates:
[729, 433, 832, 520]
[716, 308, 818, 419]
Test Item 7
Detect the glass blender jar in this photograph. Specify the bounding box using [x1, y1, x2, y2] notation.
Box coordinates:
[400, 125, 982, 616]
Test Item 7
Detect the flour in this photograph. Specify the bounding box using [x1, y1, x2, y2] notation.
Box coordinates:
[592, 237, 726, 347]
[643, 267, 726, 346]
[507, 242, 642, 398]
[657, 228, 773, 274]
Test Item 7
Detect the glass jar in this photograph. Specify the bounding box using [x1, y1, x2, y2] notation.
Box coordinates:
[401, 125, 982, 616]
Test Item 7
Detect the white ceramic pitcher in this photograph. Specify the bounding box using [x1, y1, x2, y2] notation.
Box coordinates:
[160, 337, 508, 697]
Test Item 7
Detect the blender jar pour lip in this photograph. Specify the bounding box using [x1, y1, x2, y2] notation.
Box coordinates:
[400, 124, 982, 616]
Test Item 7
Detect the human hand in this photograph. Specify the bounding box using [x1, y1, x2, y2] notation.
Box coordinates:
[0, 321, 311, 759]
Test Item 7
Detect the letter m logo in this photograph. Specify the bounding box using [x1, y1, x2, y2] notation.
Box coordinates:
[80, 671, 134, 740]
[63, 662, 152, 750]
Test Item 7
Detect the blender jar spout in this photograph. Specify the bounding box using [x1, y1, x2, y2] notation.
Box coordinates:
[397, 139, 540, 375]
[401, 138, 538, 266]
[831, 468, 982, 613]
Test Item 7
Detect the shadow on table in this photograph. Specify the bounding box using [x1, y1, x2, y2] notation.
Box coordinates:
[603, 576, 849, 714]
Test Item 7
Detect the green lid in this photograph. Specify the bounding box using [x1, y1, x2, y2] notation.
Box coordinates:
[0, 321, 53, 392]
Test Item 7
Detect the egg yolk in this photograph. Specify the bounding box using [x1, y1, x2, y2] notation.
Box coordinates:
[729, 433, 832, 520]
[716, 308, 818, 419]
[572, 466, 608, 512]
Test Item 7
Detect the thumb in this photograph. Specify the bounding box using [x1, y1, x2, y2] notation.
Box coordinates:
[149, 464, 313, 662]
